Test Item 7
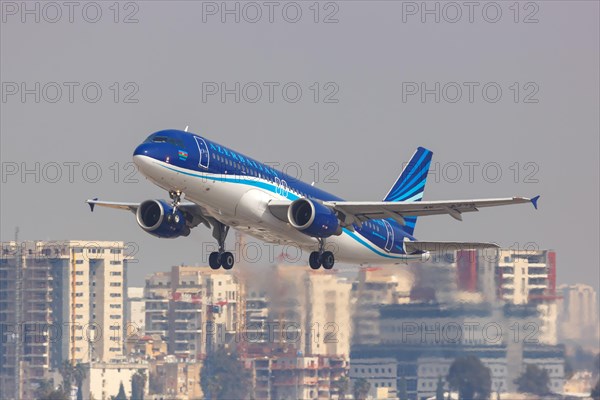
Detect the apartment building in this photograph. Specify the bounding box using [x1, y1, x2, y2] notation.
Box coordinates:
[144, 265, 241, 359]
[0, 240, 128, 400]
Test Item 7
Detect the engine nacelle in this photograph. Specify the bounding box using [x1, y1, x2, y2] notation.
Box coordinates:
[287, 198, 341, 238]
[136, 200, 191, 238]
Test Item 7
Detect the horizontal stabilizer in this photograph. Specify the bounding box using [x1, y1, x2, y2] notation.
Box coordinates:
[405, 241, 499, 253]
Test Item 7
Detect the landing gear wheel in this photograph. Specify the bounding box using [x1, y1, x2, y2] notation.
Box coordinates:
[221, 252, 234, 270]
[209, 252, 220, 270]
[208, 219, 234, 270]
[309, 252, 321, 270]
[321, 251, 335, 269]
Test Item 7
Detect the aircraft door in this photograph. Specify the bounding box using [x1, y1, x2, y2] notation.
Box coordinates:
[383, 220, 394, 252]
[194, 136, 210, 169]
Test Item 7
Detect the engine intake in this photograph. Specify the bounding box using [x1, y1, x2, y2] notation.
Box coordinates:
[287, 198, 341, 238]
[136, 200, 190, 238]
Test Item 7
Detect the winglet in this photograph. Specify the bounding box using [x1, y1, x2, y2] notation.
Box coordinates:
[87, 198, 98, 212]
[530, 195, 540, 210]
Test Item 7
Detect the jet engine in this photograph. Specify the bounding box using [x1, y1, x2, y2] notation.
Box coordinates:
[136, 200, 191, 238]
[287, 198, 341, 238]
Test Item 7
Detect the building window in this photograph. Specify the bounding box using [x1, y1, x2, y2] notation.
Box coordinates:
[110, 271, 122, 276]
[110, 315, 120, 319]
[75, 271, 84, 275]
[76, 260, 84, 264]
[110, 304, 121, 309]
[110, 261, 122, 265]
[110, 282, 121, 287]
[110, 293, 122, 298]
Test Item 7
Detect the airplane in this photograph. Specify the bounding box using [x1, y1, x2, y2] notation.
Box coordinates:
[87, 129, 540, 270]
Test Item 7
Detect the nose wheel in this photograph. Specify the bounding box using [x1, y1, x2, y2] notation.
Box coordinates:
[309, 238, 335, 270]
[208, 219, 234, 270]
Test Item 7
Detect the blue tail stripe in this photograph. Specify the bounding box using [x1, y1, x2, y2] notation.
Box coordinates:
[396, 150, 429, 189]
[383, 147, 432, 236]
[392, 161, 431, 200]
[388, 161, 429, 200]
[396, 180, 427, 201]
[385, 150, 428, 200]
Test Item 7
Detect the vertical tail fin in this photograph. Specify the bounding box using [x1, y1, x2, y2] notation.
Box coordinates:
[383, 147, 433, 235]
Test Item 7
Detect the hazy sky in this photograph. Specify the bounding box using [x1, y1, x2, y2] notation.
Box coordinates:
[1, 1, 598, 288]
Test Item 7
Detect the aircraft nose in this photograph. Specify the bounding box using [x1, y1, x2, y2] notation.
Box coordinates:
[133, 143, 155, 158]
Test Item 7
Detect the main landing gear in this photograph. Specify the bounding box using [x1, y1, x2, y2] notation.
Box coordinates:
[309, 238, 335, 270]
[208, 220, 234, 270]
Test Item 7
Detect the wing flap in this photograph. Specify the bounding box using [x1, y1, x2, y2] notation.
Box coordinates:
[405, 241, 499, 253]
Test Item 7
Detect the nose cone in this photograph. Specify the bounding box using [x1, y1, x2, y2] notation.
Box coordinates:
[133, 142, 170, 175]
[133, 143, 156, 158]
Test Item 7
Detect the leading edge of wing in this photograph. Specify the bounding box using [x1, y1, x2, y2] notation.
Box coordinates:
[86, 198, 139, 213]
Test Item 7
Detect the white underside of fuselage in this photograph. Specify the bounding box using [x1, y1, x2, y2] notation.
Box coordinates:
[133, 155, 426, 265]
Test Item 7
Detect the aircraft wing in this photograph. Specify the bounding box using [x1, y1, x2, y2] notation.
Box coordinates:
[325, 196, 539, 226]
[86, 199, 139, 213]
[85, 198, 211, 228]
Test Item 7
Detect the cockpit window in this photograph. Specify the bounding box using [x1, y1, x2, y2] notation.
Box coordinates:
[144, 133, 184, 147]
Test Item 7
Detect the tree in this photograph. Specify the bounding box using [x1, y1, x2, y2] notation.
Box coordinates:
[514, 364, 550, 396]
[113, 382, 127, 400]
[131, 369, 147, 400]
[332, 376, 349, 400]
[398, 376, 408, 400]
[59, 361, 87, 399]
[200, 348, 252, 400]
[34, 379, 69, 400]
[447, 355, 491, 400]
[73, 363, 87, 400]
[435, 376, 445, 400]
[59, 361, 74, 392]
[352, 378, 371, 400]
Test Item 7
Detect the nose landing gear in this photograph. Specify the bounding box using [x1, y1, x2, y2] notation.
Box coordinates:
[169, 190, 182, 214]
[309, 238, 335, 270]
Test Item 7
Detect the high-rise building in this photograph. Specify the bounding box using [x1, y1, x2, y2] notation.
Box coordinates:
[558, 284, 599, 346]
[245, 354, 347, 400]
[144, 265, 242, 359]
[244, 265, 352, 359]
[0, 240, 128, 400]
[125, 287, 145, 337]
[351, 267, 414, 345]
[456, 249, 559, 344]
